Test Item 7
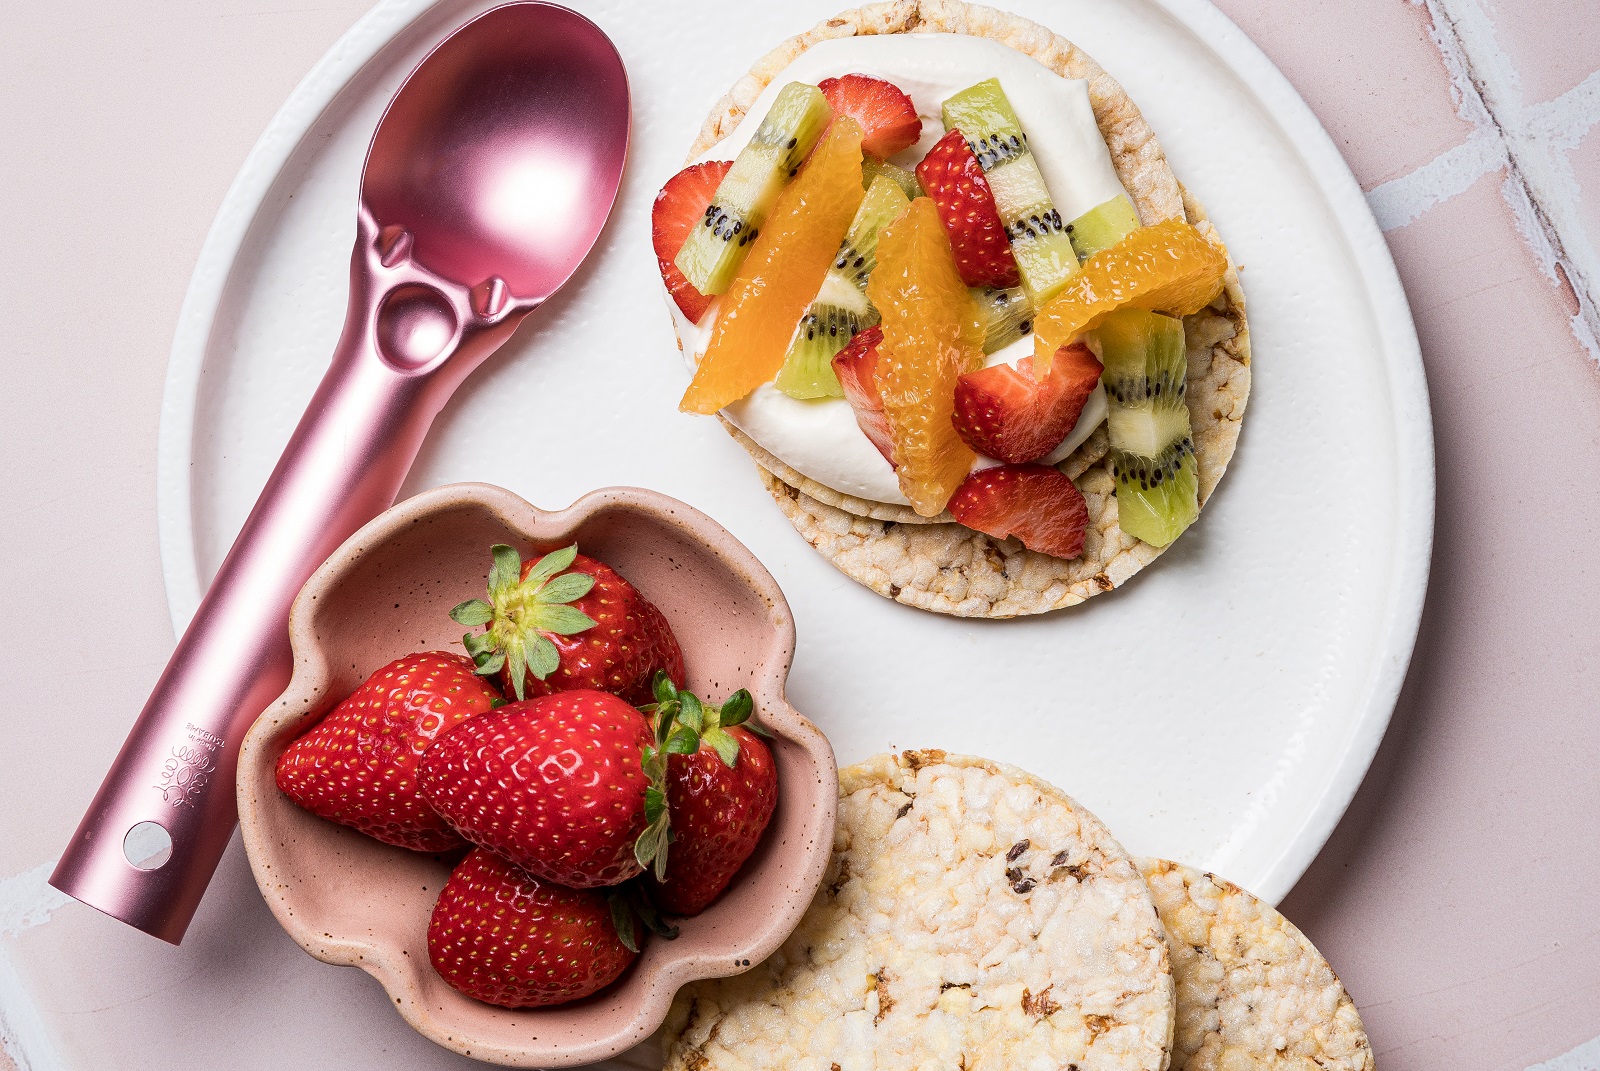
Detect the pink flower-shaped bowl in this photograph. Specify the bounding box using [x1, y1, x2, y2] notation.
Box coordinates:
[235, 482, 837, 1067]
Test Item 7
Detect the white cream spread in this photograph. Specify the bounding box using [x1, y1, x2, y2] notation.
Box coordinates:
[672, 33, 1131, 507]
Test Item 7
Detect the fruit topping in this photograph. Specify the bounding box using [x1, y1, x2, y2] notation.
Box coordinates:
[863, 156, 922, 199]
[916, 128, 1020, 289]
[642, 677, 778, 916]
[420, 689, 665, 888]
[865, 196, 986, 516]
[680, 117, 866, 414]
[952, 341, 1103, 464]
[427, 848, 637, 1008]
[1032, 218, 1227, 367]
[653, 161, 734, 323]
[274, 652, 501, 852]
[831, 325, 896, 466]
[675, 82, 833, 296]
[818, 73, 921, 159]
[972, 283, 1033, 354]
[775, 174, 911, 399]
[941, 79, 1079, 306]
[1093, 308, 1199, 546]
[450, 544, 684, 705]
[1066, 194, 1142, 260]
[946, 464, 1090, 558]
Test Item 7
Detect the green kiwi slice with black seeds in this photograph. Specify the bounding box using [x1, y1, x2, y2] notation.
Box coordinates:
[1092, 308, 1199, 547]
[942, 79, 1080, 308]
[675, 82, 832, 297]
[774, 175, 911, 399]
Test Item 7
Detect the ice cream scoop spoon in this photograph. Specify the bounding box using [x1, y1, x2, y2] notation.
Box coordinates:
[51, 1, 630, 943]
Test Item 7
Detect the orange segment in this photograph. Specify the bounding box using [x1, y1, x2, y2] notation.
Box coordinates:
[866, 197, 986, 517]
[679, 118, 866, 414]
[1032, 219, 1228, 369]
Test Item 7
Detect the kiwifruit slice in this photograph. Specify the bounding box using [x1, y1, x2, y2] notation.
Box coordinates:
[1092, 308, 1198, 547]
[1067, 195, 1142, 261]
[971, 284, 1033, 355]
[862, 157, 922, 200]
[774, 175, 911, 399]
[675, 83, 832, 297]
[941, 79, 1079, 307]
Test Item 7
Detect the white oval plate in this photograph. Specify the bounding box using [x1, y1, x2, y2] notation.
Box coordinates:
[158, 0, 1430, 930]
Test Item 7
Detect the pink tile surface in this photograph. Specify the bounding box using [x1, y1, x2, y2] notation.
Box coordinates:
[1281, 166, 1600, 1067]
[1483, 0, 1600, 106]
[1213, 0, 1475, 187]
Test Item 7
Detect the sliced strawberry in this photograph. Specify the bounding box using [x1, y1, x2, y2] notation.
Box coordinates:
[652, 160, 733, 323]
[818, 74, 921, 159]
[947, 464, 1090, 559]
[831, 325, 896, 466]
[915, 129, 1020, 289]
[952, 342, 1103, 463]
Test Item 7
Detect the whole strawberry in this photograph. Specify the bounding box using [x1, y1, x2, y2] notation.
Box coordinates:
[643, 678, 779, 916]
[419, 689, 668, 888]
[428, 848, 638, 1008]
[274, 652, 501, 851]
[450, 544, 685, 705]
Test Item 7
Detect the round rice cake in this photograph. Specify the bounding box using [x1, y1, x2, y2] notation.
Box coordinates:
[662, 751, 1175, 1071]
[675, 0, 1251, 618]
[1137, 859, 1374, 1071]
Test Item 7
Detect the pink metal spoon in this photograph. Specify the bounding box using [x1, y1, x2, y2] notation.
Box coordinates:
[51, 1, 630, 944]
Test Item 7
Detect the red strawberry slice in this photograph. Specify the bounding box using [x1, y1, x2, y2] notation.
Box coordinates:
[428, 848, 638, 1008]
[831, 325, 896, 466]
[451, 544, 685, 706]
[819, 74, 921, 159]
[419, 690, 663, 888]
[643, 681, 778, 916]
[915, 129, 1020, 289]
[947, 463, 1090, 559]
[274, 652, 501, 852]
[952, 342, 1104, 463]
[653, 160, 733, 323]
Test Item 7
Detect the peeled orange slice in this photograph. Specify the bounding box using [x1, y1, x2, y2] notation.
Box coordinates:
[679, 118, 866, 415]
[866, 197, 986, 517]
[1032, 219, 1228, 370]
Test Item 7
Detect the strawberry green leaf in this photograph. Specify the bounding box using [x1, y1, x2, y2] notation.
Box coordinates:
[449, 598, 494, 627]
[526, 635, 560, 681]
[653, 672, 679, 705]
[745, 719, 774, 739]
[607, 892, 640, 954]
[626, 885, 680, 939]
[644, 786, 666, 826]
[665, 725, 700, 755]
[505, 645, 529, 701]
[487, 544, 523, 602]
[679, 691, 704, 729]
[536, 572, 595, 604]
[703, 726, 740, 768]
[523, 544, 579, 587]
[533, 604, 598, 636]
[719, 690, 754, 727]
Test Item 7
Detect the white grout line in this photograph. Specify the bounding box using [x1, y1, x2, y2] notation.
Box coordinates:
[1366, 131, 1507, 231]
[0, 866, 69, 940]
[0, 863, 71, 1071]
[1527, 1032, 1600, 1071]
[1413, 0, 1600, 363]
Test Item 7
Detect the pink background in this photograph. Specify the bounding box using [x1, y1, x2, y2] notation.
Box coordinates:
[1, 1, 1597, 1069]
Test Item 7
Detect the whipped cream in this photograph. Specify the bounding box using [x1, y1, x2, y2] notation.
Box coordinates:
[672, 33, 1129, 507]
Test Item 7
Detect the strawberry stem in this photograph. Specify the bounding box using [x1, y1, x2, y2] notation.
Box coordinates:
[449, 544, 599, 701]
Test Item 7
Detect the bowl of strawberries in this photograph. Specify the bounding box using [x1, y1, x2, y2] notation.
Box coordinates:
[235, 482, 837, 1067]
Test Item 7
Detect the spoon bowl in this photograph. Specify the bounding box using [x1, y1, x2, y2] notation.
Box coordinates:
[364, 3, 629, 303]
[53, 2, 630, 944]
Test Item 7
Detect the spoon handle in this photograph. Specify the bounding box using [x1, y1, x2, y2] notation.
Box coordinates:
[51, 220, 523, 942]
